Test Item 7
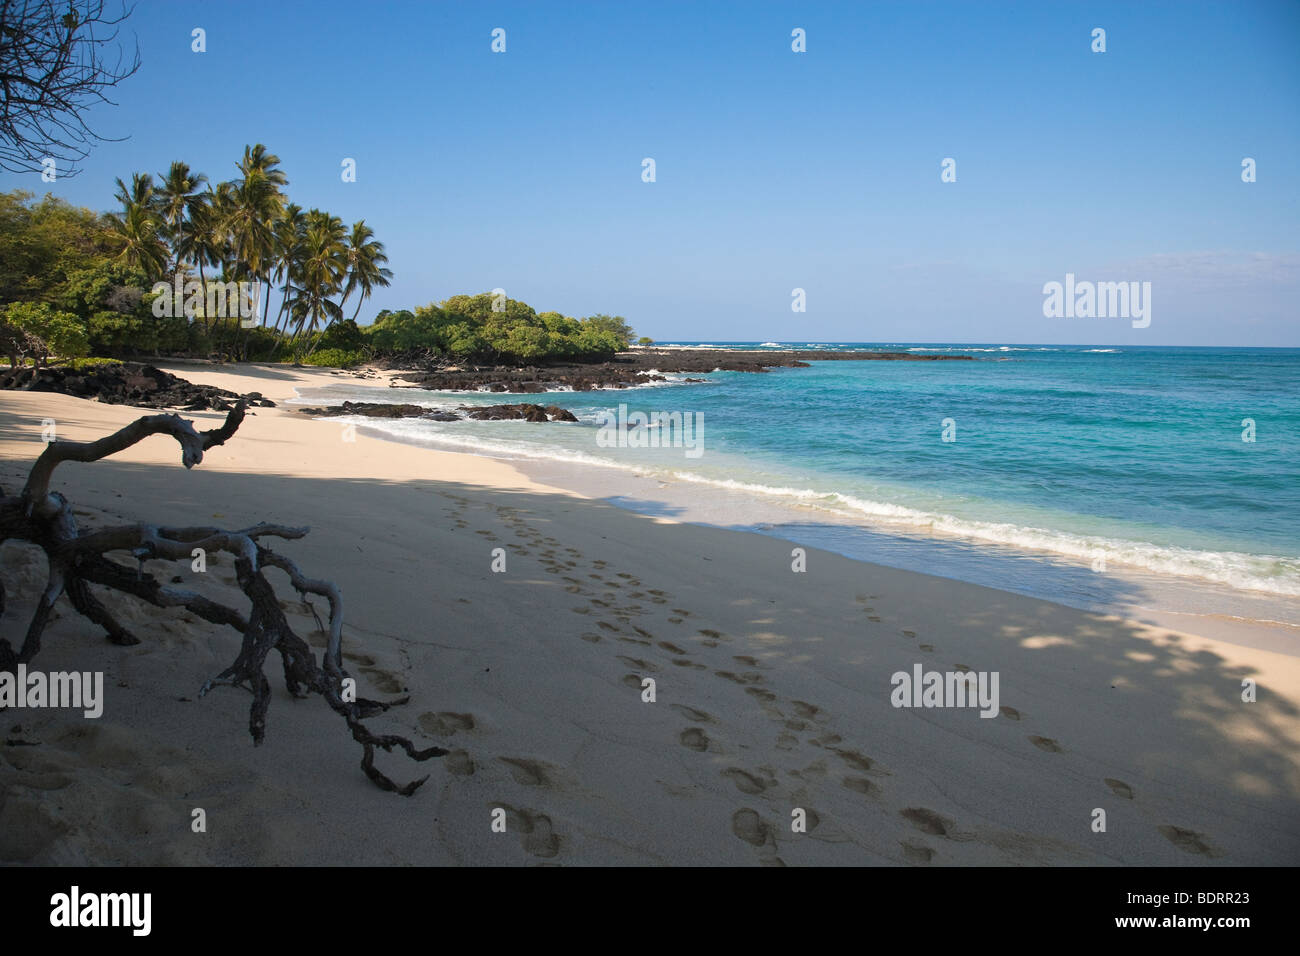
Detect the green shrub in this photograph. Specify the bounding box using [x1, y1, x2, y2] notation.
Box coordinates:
[299, 348, 364, 368]
[1, 301, 89, 364]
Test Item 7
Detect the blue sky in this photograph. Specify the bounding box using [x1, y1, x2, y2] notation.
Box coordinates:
[4, 0, 1298, 345]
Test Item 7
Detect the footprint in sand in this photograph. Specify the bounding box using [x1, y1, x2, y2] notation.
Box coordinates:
[618, 656, 657, 672]
[900, 807, 951, 836]
[1105, 778, 1135, 799]
[901, 630, 917, 638]
[731, 808, 775, 848]
[918, 644, 935, 653]
[698, 629, 724, 639]
[900, 841, 935, 863]
[715, 670, 761, 685]
[790, 700, 824, 722]
[418, 711, 476, 736]
[673, 609, 691, 617]
[1029, 735, 1064, 753]
[658, 641, 687, 654]
[496, 805, 560, 859]
[999, 706, 1022, 720]
[679, 728, 710, 752]
[722, 768, 774, 795]
[954, 663, 972, 673]
[668, 617, 684, 625]
[841, 776, 879, 796]
[1158, 825, 1217, 856]
[621, 673, 645, 689]
[867, 616, 882, 622]
[445, 749, 475, 775]
[580, 633, 602, 643]
[360, 667, 404, 694]
[832, 748, 875, 773]
[732, 655, 764, 667]
[498, 757, 552, 787]
[672, 658, 706, 669]
[671, 704, 714, 723]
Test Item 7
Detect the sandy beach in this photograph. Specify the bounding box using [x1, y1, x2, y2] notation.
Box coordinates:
[1, 363, 1297, 866]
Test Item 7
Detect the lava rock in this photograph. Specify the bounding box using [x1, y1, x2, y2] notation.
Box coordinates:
[0, 363, 276, 410]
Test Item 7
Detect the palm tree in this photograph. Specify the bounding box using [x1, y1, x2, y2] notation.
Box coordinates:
[184, 186, 232, 333]
[105, 184, 168, 281]
[227, 145, 288, 330]
[265, 203, 305, 354]
[113, 172, 155, 211]
[339, 220, 393, 322]
[291, 209, 347, 351]
[155, 161, 209, 273]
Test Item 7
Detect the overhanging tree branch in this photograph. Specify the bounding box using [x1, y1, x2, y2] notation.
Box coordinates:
[0, 0, 142, 176]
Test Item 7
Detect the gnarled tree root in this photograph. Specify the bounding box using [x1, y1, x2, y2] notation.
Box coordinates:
[0, 401, 446, 794]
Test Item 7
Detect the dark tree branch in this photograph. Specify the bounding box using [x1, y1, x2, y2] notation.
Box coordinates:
[0, 401, 443, 793]
[0, 0, 142, 176]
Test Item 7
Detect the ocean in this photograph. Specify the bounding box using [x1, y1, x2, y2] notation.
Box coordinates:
[293, 344, 1300, 638]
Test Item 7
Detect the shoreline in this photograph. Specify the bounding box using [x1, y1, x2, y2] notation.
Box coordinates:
[1, 362, 1297, 865]
[277, 365, 1300, 656]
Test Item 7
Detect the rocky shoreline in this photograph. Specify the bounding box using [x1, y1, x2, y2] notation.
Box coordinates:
[381, 348, 972, 393]
[0, 362, 276, 411]
[298, 401, 579, 423]
[0, 348, 973, 411]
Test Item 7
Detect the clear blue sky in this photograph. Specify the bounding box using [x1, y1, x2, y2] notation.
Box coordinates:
[5, 0, 1298, 345]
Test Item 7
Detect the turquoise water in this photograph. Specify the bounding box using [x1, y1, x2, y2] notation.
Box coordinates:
[298, 344, 1300, 601]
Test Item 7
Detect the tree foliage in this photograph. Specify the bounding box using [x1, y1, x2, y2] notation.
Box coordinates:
[364, 295, 634, 364]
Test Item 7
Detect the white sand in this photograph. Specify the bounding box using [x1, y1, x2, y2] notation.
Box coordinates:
[1, 363, 1297, 865]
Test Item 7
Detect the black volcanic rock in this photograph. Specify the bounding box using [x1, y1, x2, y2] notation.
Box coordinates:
[297, 401, 578, 423]
[0, 362, 276, 411]
[460, 403, 578, 422]
[299, 401, 429, 418]
[380, 348, 971, 393]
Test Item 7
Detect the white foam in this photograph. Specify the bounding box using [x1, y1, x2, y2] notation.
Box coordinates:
[659, 472, 1300, 597]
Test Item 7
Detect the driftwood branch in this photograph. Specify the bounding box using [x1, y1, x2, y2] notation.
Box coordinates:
[0, 400, 445, 793]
